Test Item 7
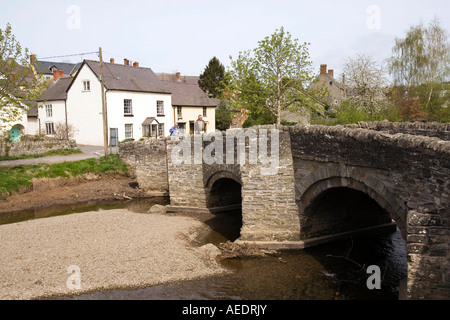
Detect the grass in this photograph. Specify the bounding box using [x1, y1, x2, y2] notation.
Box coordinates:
[0, 148, 83, 162]
[0, 155, 129, 199]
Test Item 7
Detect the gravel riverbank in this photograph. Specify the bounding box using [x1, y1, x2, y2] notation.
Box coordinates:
[0, 209, 228, 300]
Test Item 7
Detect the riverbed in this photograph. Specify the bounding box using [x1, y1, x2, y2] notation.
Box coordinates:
[0, 198, 407, 300]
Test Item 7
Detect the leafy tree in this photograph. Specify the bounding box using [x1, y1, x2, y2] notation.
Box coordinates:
[227, 27, 316, 125]
[198, 56, 228, 98]
[215, 101, 235, 131]
[389, 17, 450, 117]
[342, 54, 393, 116]
[0, 23, 46, 130]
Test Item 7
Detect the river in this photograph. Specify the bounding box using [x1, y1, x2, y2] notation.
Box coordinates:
[1, 198, 407, 300]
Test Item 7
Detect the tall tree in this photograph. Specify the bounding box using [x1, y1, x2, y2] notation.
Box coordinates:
[389, 17, 449, 114]
[343, 54, 392, 115]
[198, 56, 227, 98]
[227, 27, 315, 125]
[0, 23, 44, 129]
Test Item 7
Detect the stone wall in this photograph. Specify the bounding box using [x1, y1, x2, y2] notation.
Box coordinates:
[0, 139, 77, 157]
[119, 139, 169, 193]
[346, 120, 450, 141]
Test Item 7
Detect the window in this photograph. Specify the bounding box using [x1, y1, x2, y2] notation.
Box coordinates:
[124, 99, 133, 115]
[125, 124, 133, 139]
[157, 101, 164, 116]
[158, 123, 165, 137]
[45, 104, 53, 118]
[45, 122, 55, 135]
[203, 107, 207, 117]
[177, 106, 182, 118]
[82, 80, 91, 91]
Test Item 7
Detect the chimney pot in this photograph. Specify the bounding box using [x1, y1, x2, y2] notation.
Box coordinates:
[133, 61, 139, 67]
[53, 69, 64, 81]
[328, 69, 334, 78]
[110, 58, 115, 64]
[124, 58, 129, 66]
[320, 64, 327, 75]
[176, 72, 181, 81]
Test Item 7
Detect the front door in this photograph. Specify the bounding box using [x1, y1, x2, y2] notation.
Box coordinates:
[9, 127, 20, 142]
[110, 128, 118, 146]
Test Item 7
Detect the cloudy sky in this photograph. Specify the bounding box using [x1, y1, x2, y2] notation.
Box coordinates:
[1, 0, 449, 79]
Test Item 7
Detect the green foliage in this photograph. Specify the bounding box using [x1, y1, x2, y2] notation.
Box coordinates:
[227, 27, 314, 125]
[198, 57, 228, 98]
[215, 101, 235, 131]
[0, 23, 49, 129]
[0, 155, 129, 199]
[312, 100, 403, 125]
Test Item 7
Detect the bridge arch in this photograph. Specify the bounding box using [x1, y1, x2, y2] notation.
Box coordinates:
[297, 172, 408, 240]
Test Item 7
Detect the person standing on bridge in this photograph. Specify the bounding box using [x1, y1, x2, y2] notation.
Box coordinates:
[194, 115, 205, 134]
[169, 123, 181, 136]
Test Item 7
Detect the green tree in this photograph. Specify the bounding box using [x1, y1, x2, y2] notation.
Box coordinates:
[0, 23, 45, 130]
[389, 17, 449, 117]
[198, 56, 228, 98]
[227, 27, 316, 125]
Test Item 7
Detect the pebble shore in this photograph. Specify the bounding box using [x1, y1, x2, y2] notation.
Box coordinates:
[0, 209, 227, 300]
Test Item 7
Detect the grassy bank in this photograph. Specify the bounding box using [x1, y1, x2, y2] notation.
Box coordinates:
[0, 155, 129, 199]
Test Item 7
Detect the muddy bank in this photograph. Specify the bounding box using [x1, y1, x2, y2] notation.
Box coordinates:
[0, 176, 155, 219]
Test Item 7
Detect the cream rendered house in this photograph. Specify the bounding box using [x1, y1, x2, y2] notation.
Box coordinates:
[159, 73, 217, 134]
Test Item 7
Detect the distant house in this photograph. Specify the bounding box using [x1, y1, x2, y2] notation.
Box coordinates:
[31, 54, 81, 81]
[157, 72, 217, 134]
[37, 59, 172, 145]
[308, 64, 345, 108]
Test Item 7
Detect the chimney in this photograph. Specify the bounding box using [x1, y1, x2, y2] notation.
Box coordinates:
[124, 58, 129, 66]
[176, 72, 181, 82]
[110, 58, 115, 64]
[328, 69, 334, 78]
[320, 64, 327, 75]
[53, 69, 64, 81]
[133, 61, 139, 67]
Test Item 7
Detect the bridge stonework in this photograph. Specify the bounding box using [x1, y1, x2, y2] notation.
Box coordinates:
[120, 122, 450, 300]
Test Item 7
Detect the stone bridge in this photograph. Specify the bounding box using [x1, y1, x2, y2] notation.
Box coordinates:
[119, 121, 450, 300]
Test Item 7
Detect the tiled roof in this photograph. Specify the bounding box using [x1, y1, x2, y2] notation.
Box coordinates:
[84, 60, 171, 94]
[36, 77, 73, 101]
[162, 81, 217, 107]
[34, 60, 80, 76]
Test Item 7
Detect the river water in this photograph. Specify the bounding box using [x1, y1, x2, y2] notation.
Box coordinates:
[1, 198, 407, 300]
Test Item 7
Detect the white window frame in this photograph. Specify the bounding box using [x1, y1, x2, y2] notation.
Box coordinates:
[125, 124, 133, 140]
[45, 122, 55, 135]
[124, 99, 133, 115]
[157, 100, 164, 116]
[45, 104, 53, 118]
[158, 123, 165, 137]
[82, 80, 91, 92]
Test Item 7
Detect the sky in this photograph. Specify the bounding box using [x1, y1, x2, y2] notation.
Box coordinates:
[1, 0, 449, 79]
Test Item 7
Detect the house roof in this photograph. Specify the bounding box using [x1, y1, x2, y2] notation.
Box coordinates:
[36, 77, 73, 102]
[157, 73, 199, 85]
[83, 60, 171, 94]
[162, 81, 217, 107]
[34, 60, 80, 76]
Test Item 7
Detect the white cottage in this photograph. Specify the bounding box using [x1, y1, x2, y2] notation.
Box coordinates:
[37, 59, 173, 146]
